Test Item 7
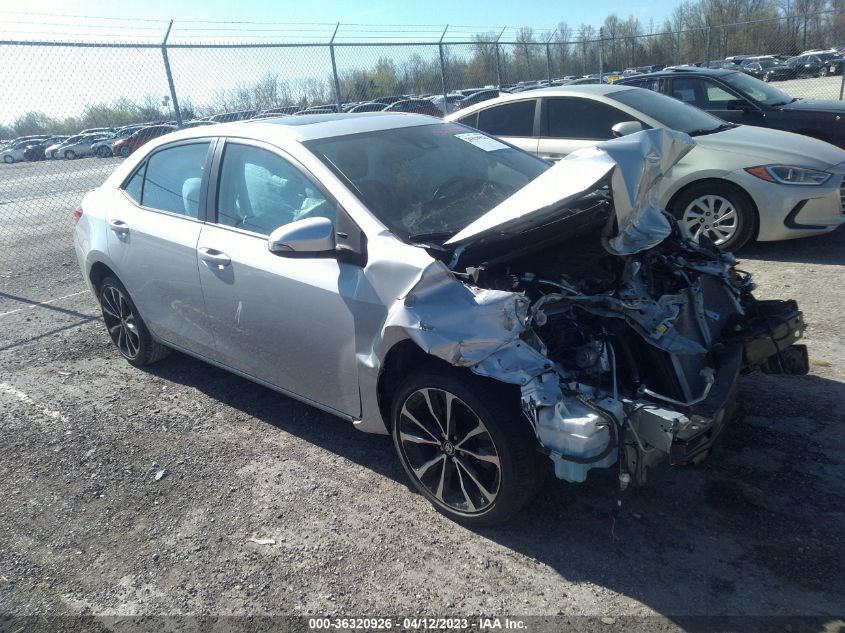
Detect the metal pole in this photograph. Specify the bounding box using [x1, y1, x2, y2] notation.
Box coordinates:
[439, 25, 449, 113]
[495, 26, 505, 88]
[329, 23, 342, 112]
[545, 31, 555, 84]
[705, 25, 712, 63]
[599, 28, 604, 81]
[161, 20, 182, 127]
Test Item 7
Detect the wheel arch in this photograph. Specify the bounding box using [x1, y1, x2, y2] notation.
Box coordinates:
[88, 260, 118, 297]
[666, 177, 761, 241]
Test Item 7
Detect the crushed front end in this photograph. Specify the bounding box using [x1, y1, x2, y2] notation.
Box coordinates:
[394, 128, 808, 487]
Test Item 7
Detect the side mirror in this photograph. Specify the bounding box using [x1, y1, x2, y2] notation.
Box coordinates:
[726, 99, 753, 112]
[268, 216, 336, 256]
[611, 121, 645, 137]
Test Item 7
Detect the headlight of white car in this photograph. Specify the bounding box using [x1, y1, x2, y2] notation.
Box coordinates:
[745, 165, 832, 186]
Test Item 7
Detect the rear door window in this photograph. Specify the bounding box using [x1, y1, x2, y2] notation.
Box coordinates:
[475, 100, 537, 137]
[141, 142, 210, 217]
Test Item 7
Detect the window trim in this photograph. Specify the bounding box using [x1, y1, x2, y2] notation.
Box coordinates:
[469, 98, 541, 138]
[669, 77, 758, 111]
[118, 137, 217, 222]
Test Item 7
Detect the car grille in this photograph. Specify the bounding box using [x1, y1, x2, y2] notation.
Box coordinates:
[840, 182, 845, 215]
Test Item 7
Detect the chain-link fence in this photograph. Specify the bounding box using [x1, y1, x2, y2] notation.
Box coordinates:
[2, 10, 844, 285]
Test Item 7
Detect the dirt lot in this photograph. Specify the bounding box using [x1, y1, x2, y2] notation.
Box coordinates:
[1, 156, 844, 633]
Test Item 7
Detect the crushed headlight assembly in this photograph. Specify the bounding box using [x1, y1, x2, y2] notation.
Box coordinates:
[745, 165, 832, 185]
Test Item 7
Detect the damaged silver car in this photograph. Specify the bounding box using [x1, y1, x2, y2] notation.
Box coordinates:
[74, 114, 809, 525]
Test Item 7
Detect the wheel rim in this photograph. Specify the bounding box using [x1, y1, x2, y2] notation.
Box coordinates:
[101, 285, 141, 359]
[3, 156, 12, 163]
[682, 194, 739, 246]
[397, 387, 501, 515]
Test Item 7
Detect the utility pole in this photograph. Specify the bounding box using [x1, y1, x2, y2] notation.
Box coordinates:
[329, 23, 342, 113]
[599, 27, 604, 81]
[438, 25, 449, 111]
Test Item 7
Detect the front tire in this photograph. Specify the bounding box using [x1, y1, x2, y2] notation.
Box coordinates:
[819, 66, 829, 77]
[97, 146, 112, 158]
[391, 366, 544, 527]
[670, 182, 757, 251]
[3, 155, 13, 164]
[118, 146, 132, 158]
[99, 275, 170, 367]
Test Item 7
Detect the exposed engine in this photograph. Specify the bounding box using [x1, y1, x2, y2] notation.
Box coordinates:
[459, 205, 808, 486]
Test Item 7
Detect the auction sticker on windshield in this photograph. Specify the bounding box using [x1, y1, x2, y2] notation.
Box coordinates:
[454, 132, 508, 152]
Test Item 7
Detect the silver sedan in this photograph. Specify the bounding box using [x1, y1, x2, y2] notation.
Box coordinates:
[74, 114, 808, 525]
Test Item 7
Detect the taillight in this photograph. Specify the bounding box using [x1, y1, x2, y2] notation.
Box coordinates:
[72, 205, 83, 223]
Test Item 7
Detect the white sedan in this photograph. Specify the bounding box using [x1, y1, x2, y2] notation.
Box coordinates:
[446, 85, 845, 250]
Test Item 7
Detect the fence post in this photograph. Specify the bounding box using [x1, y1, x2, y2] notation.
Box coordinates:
[161, 20, 182, 127]
[598, 28, 604, 80]
[545, 31, 555, 84]
[705, 25, 712, 63]
[438, 25, 449, 111]
[329, 23, 343, 112]
[494, 27, 506, 88]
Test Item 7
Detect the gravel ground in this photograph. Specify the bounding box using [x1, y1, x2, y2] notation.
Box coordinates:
[1, 158, 844, 633]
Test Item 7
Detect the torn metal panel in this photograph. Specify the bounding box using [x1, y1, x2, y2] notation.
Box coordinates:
[445, 128, 694, 256]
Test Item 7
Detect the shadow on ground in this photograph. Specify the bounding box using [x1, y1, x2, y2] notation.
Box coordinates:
[739, 224, 845, 265]
[149, 352, 845, 622]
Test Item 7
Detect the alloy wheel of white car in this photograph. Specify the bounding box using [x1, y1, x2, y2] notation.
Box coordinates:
[3, 155, 12, 164]
[682, 194, 739, 246]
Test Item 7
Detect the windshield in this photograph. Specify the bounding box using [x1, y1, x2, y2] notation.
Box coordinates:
[608, 88, 728, 134]
[721, 71, 795, 106]
[305, 123, 549, 241]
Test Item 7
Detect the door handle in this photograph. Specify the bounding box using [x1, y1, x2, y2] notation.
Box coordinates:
[198, 247, 231, 267]
[109, 219, 129, 234]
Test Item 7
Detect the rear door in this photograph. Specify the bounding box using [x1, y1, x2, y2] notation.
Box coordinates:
[106, 139, 217, 356]
[538, 96, 639, 160]
[455, 99, 539, 155]
[196, 139, 362, 417]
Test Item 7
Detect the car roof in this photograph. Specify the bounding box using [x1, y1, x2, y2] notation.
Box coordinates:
[623, 67, 740, 78]
[157, 112, 441, 144]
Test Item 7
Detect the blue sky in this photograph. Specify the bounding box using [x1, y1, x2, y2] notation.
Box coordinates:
[1, 0, 682, 122]
[3, 0, 680, 41]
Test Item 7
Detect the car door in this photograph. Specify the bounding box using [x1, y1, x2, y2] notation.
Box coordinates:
[456, 99, 539, 155]
[106, 139, 217, 356]
[669, 76, 760, 125]
[537, 96, 639, 160]
[196, 139, 361, 417]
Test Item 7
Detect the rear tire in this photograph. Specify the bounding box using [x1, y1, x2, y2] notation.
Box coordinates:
[669, 181, 757, 251]
[819, 66, 829, 77]
[98, 275, 170, 367]
[97, 146, 112, 158]
[64, 150, 76, 160]
[391, 366, 544, 527]
[118, 146, 131, 158]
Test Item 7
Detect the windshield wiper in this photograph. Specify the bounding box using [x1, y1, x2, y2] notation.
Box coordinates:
[407, 230, 456, 248]
[770, 98, 798, 106]
[686, 125, 728, 136]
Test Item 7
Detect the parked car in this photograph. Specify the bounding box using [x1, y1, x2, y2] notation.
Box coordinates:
[384, 98, 443, 117]
[1, 138, 44, 163]
[447, 85, 845, 251]
[58, 133, 111, 159]
[741, 58, 796, 82]
[427, 94, 463, 115]
[261, 106, 302, 116]
[79, 126, 115, 135]
[346, 102, 388, 113]
[45, 136, 78, 160]
[786, 52, 845, 77]
[565, 77, 601, 85]
[181, 119, 215, 128]
[618, 67, 845, 148]
[208, 110, 258, 123]
[112, 125, 176, 157]
[73, 114, 808, 525]
[23, 135, 69, 161]
[91, 126, 145, 158]
[370, 95, 408, 105]
[455, 89, 503, 110]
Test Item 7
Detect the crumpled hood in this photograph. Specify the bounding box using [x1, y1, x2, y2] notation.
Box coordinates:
[446, 128, 694, 255]
[694, 123, 845, 169]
